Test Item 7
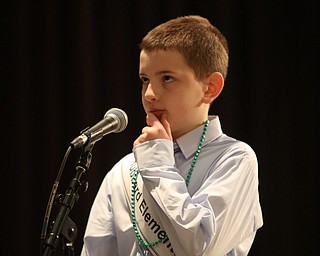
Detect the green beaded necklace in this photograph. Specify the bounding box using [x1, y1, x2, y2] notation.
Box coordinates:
[131, 120, 209, 248]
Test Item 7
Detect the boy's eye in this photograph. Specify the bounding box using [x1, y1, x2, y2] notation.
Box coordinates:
[163, 75, 174, 83]
[140, 76, 149, 84]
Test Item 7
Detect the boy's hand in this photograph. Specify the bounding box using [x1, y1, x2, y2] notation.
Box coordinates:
[133, 112, 172, 147]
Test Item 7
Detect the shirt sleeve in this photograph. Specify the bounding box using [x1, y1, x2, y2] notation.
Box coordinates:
[80, 168, 117, 256]
[133, 138, 262, 256]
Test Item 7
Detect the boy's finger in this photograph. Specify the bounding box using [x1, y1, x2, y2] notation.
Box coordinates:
[160, 113, 172, 140]
[146, 112, 160, 127]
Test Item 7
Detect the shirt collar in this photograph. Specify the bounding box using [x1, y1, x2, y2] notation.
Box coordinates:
[175, 116, 223, 159]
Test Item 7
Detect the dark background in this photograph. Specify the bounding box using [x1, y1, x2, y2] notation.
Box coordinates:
[1, 1, 318, 255]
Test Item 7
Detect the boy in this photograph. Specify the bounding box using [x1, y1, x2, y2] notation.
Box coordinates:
[81, 15, 263, 256]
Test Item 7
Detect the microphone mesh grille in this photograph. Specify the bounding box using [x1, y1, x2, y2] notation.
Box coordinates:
[104, 108, 128, 132]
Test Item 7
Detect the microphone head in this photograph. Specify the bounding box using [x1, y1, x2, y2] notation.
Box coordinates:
[104, 108, 128, 133]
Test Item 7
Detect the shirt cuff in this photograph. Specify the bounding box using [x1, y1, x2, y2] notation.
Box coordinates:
[133, 139, 175, 168]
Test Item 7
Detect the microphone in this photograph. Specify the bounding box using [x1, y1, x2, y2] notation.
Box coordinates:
[70, 108, 128, 148]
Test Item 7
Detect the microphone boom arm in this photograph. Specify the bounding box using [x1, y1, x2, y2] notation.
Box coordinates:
[41, 146, 92, 256]
[41, 108, 128, 255]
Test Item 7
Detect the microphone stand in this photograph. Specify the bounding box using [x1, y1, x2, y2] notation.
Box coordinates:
[41, 144, 93, 256]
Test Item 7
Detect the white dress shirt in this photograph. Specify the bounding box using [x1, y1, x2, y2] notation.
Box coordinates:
[81, 116, 263, 256]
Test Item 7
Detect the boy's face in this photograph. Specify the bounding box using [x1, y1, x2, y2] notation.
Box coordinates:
[139, 49, 210, 139]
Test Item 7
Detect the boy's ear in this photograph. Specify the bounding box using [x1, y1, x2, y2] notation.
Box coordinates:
[202, 72, 224, 104]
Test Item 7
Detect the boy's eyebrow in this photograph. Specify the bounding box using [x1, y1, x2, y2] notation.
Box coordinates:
[157, 70, 176, 75]
[139, 70, 176, 76]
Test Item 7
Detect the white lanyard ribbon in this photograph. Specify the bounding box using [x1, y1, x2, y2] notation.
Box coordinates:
[122, 161, 176, 256]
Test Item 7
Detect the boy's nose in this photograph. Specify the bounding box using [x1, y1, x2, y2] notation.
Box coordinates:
[144, 84, 158, 102]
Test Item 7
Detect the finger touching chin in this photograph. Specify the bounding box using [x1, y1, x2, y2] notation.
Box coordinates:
[146, 113, 158, 126]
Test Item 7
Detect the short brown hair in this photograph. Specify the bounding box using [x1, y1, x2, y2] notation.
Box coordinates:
[139, 15, 229, 80]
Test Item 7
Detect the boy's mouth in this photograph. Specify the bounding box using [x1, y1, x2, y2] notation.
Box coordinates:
[148, 109, 165, 118]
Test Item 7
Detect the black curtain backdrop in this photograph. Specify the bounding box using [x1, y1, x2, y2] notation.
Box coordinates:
[2, 1, 318, 255]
